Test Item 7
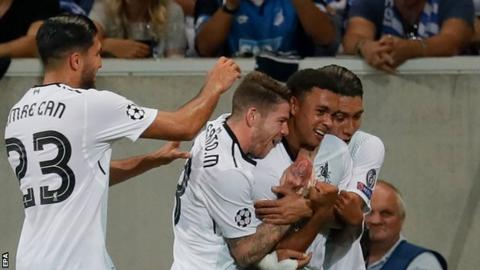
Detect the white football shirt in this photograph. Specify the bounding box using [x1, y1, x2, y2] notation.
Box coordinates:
[171, 114, 261, 270]
[324, 130, 385, 270]
[253, 135, 353, 270]
[4, 83, 157, 270]
[345, 130, 385, 211]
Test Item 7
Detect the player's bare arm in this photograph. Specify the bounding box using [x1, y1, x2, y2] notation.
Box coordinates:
[226, 223, 289, 268]
[272, 182, 338, 252]
[141, 57, 241, 140]
[334, 191, 364, 226]
[109, 141, 190, 186]
[225, 189, 310, 268]
[254, 186, 313, 224]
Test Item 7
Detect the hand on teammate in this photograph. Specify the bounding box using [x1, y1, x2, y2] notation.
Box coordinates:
[334, 191, 364, 226]
[254, 186, 313, 225]
[150, 141, 190, 166]
[276, 249, 312, 269]
[303, 182, 338, 227]
[204, 57, 241, 95]
[308, 182, 338, 212]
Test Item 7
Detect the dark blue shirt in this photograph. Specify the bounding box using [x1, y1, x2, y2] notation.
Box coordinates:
[195, 0, 323, 57]
[349, 0, 474, 39]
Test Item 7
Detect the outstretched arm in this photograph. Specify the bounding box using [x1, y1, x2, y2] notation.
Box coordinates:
[109, 141, 189, 186]
[141, 57, 240, 141]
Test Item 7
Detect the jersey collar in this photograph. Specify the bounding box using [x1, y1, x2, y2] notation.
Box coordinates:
[223, 122, 257, 166]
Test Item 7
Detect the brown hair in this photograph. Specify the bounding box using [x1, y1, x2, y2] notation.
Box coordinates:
[231, 71, 291, 118]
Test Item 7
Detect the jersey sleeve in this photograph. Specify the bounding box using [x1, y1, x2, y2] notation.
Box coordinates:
[347, 136, 385, 212]
[314, 135, 353, 190]
[202, 168, 261, 239]
[84, 90, 157, 143]
[336, 151, 353, 191]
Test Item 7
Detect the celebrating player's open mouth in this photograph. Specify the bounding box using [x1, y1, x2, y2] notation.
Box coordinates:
[314, 128, 326, 139]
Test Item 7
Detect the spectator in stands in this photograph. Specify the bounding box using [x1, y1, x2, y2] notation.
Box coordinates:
[0, 0, 59, 58]
[60, 0, 94, 15]
[471, 0, 480, 54]
[174, 0, 197, 56]
[90, 0, 186, 58]
[315, 0, 348, 56]
[364, 180, 447, 270]
[194, 0, 336, 57]
[343, 0, 474, 73]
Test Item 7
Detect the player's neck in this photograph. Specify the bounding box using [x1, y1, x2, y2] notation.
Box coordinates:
[226, 118, 252, 155]
[284, 121, 302, 158]
[284, 134, 301, 159]
[43, 69, 79, 88]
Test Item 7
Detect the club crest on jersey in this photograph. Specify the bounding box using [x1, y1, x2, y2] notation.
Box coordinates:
[357, 182, 372, 199]
[366, 169, 377, 188]
[235, 208, 252, 228]
[317, 162, 331, 184]
[126, 104, 145, 120]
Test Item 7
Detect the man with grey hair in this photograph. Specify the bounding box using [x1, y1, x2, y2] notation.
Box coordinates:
[364, 180, 447, 270]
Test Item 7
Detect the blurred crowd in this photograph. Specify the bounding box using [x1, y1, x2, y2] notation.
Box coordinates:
[1, 0, 480, 72]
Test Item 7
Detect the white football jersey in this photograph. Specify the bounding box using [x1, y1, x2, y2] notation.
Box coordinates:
[171, 114, 261, 270]
[253, 135, 353, 270]
[324, 130, 385, 270]
[4, 83, 157, 270]
[345, 130, 385, 211]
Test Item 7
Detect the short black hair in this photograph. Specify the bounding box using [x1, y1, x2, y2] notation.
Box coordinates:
[36, 14, 98, 67]
[231, 71, 291, 117]
[317, 65, 363, 98]
[286, 68, 338, 99]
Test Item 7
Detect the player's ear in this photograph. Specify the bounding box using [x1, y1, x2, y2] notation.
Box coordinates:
[290, 96, 299, 116]
[68, 52, 82, 71]
[245, 107, 258, 128]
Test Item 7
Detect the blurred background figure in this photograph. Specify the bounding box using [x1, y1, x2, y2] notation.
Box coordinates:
[174, 0, 197, 56]
[315, 0, 348, 56]
[0, 0, 59, 58]
[363, 180, 447, 270]
[342, 0, 474, 73]
[470, 0, 480, 54]
[60, 0, 94, 15]
[90, 0, 186, 58]
[193, 0, 336, 57]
